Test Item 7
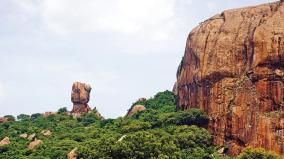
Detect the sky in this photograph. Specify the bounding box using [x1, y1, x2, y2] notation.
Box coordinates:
[0, 0, 276, 118]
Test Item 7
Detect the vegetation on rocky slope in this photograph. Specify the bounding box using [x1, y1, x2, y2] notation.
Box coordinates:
[0, 91, 281, 159]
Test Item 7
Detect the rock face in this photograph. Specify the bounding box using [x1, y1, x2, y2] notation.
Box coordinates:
[67, 148, 77, 159]
[0, 117, 8, 123]
[42, 112, 56, 118]
[126, 105, 146, 117]
[28, 133, 36, 141]
[41, 130, 52, 137]
[0, 137, 10, 146]
[20, 134, 28, 139]
[28, 139, 42, 149]
[71, 82, 92, 114]
[175, 1, 284, 156]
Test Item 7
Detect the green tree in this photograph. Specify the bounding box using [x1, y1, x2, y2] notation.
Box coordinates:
[31, 113, 42, 120]
[57, 107, 68, 113]
[237, 147, 281, 159]
[17, 114, 30, 121]
[4, 115, 15, 121]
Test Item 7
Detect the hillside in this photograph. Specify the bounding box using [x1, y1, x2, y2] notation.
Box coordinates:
[0, 91, 214, 159]
[0, 91, 282, 158]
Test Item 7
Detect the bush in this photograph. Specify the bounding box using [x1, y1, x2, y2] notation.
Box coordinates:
[237, 147, 281, 159]
[4, 115, 15, 122]
[17, 114, 30, 121]
[162, 108, 208, 126]
[31, 113, 42, 120]
[57, 107, 68, 113]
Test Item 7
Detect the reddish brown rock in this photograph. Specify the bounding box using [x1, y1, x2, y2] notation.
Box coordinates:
[126, 105, 146, 117]
[20, 134, 28, 139]
[28, 133, 36, 141]
[138, 98, 146, 102]
[28, 139, 42, 150]
[67, 148, 77, 159]
[71, 82, 92, 114]
[93, 107, 103, 119]
[42, 112, 56, 118]
[175, 1, 284, 156]
[0, 137, 10, 146]
[0, 117, 8, 123]
[41, 130, 52, 137]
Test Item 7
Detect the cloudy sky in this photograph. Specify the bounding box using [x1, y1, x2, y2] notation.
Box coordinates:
[0, 0, 275, 118]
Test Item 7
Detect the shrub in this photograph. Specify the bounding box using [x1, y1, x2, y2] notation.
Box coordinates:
[57, 107, 68, 113]
[237, 147, 281, 159]
[4, 115, 15, 121]
[17, 114, 30, 121]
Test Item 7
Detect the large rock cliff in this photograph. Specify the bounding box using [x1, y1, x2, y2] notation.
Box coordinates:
[175, 1, 284, 155]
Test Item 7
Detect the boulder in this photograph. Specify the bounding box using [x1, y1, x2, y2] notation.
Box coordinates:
[175, 1, 284, 155]
[28, 139, 42, 149]
[0, 137, 10, 146]
[67, 148, 77, 159]
[138, 98, 146, 102]
[41, 130, 52, 137]
[27, 133, 36, 141]
[93, 107, 103, 119]
[0, 117, 8, 123]
[20, 134, 28, 139]
[117, 135, 127, 142]
[42, 112, 56, 118]
[71, 82, 92, 114]
[126, 105, 146, 117]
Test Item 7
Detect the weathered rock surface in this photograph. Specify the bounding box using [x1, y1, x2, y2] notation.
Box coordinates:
[126, 105, 146, 117]
[42, 112, 56, 118]
[27, 133, 36, 141]
[67, 148, 77, 159]
[28, 139, 42, 149]
[41, 130, 52, 137]
[0, 137, 10, 146]
[71, 82, 92, 114]
[138, 98, 146, 102]
[0, 117, 8, 123]
[20, 134, 28, 139]
[93, 107, 103, 119]
[175, 1, 284, 155]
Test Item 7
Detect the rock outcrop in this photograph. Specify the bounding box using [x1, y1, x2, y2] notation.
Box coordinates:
[28, 139, 42, 150]
[0, 117, 8, 123]
[71, 82, 92, 114]
[0, 137, 10, 146]
[126, 105, 146, 117]
[41, 130, 52, 137]
[175, 1, 284, 156]
[42, 112, 56, 118]
[20, 134, 28, 139]
[27, 133, 36, 141]
[67, 148, 77, 159]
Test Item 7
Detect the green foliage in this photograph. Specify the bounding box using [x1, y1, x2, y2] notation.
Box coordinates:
[4, 115, 15, 121]
[159, 108, 209, 126]
[31, 113, 42, 121]
[1, 90, 277, 159]
[57, 107, 68, 113]
[143, 90, 176, 110]
[237, 147, 281, 159]
[17, 114, 30, 121]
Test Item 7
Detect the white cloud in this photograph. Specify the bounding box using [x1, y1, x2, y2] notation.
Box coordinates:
[36, 0, 177, 41]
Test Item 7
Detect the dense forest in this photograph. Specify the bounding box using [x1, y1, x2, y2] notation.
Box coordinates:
[0, 91, 281, 159]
